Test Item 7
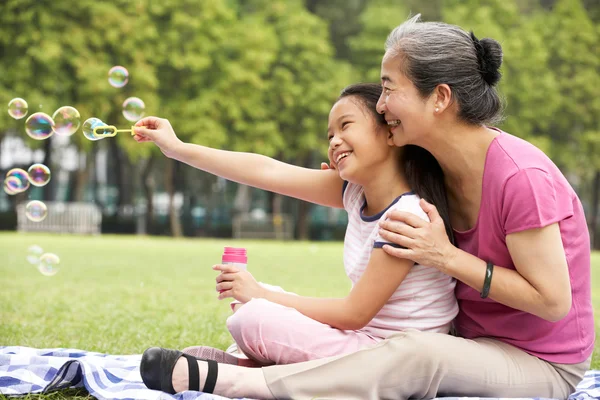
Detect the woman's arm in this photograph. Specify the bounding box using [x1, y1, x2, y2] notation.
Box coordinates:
[217, 250, 413, 331]
[378, 199, 572, 322]
[443, 223, 571, 322]
[133, 117, 344, 208]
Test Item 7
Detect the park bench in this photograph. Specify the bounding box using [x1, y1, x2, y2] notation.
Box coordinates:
[16, 201, 102, 235]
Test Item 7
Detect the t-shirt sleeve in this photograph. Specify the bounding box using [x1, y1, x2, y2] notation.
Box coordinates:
[374, 196, 430, 249]
[342, 181, 363, 211]
[502, 168, 574, 235]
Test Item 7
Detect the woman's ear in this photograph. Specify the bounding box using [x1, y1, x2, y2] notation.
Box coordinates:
[433, 84, 452, 113]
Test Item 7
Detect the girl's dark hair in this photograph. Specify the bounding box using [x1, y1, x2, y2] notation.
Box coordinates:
[338, 83, 454, 243]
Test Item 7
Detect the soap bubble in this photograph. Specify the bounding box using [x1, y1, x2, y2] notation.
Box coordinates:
[52, 106, 81, 136]
[25, 112, 55, 140]
[5, 168, 29, 194]
[25, 200, 48, 222]
[3, 176, 21, 195]
[122, 97, 145, 122]
[8, 98, 28, 119]
[38, 253, 60, 276]
[27, 245, 44, 265]
[108, 66, 129, 88]
[82, 117, 105, 141]
[27, 163, 51, 187]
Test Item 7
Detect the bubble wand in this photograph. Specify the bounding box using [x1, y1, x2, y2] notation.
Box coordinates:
[92, 125, 137, 138]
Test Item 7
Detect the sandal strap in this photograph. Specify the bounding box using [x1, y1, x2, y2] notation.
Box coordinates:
[202, 359, 218, 394]
[182, 353, 200, 392]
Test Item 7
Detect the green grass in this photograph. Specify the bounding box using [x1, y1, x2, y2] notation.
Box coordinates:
[0, 232, 598, 399]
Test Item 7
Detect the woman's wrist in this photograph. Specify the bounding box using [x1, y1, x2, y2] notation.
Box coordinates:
[440, 245, 461, 276]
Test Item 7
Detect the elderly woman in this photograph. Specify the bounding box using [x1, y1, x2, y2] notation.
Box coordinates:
[139, 15, 593, 400]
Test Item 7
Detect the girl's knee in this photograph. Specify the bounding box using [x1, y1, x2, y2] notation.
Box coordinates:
[226, 298, 280, 338]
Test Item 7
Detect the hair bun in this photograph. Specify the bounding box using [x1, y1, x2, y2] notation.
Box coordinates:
[470, 32, 503, 86]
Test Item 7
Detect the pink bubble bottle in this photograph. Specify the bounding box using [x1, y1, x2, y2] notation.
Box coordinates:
[222, 247, 248, 270]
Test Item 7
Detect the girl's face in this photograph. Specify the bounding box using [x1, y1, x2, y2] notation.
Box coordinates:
[376, 51, 437, 147]
[327, 96, 395, 184]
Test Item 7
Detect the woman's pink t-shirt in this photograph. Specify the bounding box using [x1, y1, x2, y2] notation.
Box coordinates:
[453, 131, 594, 364]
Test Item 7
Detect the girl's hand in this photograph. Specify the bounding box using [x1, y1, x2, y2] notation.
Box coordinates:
[133, 117, 184, 158]
[320, 161, 336, 170]
[213, 264, 266, 303]
[378, 198, 458, 272]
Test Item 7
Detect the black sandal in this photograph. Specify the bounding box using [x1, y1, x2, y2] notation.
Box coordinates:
[140, 347, 218, 394]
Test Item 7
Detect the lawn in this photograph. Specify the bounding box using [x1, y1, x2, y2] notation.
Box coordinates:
[0, 232, 599, 399]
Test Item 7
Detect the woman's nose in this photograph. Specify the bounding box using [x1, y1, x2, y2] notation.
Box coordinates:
[376, 95, 386, 114]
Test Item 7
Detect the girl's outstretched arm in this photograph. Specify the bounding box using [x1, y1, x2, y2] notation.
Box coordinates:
[134, 117, 344, 208]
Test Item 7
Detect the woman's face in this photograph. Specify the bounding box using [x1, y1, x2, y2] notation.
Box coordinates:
[376, 51, 436, 147]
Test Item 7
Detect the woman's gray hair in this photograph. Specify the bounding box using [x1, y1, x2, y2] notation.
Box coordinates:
[385, 14, 504, 126]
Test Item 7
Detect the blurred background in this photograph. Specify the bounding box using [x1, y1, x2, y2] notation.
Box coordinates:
[0, 0, 598, 247]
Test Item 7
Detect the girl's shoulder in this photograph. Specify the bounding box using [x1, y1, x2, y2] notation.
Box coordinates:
[387, 192, 430, 223]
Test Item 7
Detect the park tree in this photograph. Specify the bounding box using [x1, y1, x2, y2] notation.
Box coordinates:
[543, 0, 600, 246]
[0, 0, 157, 210]
[243, 0, 354, 238]
[348, 0, 410, 82]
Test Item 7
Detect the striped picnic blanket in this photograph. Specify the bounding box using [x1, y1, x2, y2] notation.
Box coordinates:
[1, 346, 599, 400]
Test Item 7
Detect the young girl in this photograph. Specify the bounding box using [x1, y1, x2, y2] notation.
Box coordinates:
[134, 83, 458, 377]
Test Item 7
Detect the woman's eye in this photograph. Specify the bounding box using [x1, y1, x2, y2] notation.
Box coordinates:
[328, 135, 333, 141]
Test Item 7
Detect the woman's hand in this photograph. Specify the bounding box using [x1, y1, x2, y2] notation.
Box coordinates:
[214, 264, 266, 303]
[133, 117, 184, 158]
[378, 198, 458, 272]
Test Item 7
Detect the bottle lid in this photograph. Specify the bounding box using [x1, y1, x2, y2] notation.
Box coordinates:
[222, 247, 247, 264]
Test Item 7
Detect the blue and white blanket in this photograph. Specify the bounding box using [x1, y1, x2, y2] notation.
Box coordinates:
[0, 346, 599, 400]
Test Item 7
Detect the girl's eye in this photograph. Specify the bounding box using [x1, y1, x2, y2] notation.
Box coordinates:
[341, 121, 351, 129]
[328, 135, 333, 141]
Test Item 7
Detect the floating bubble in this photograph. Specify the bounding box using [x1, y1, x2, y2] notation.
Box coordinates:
[52, 106, 81, 136]
[38, 253, 60, 276]
[25, 200, 48, 222]
[108, 66, 129, 88]
[122, 97, 145, 122]
[25, 112, 55, 140]
[5, 168, 29, 193]
[3, 176, 21, 195]
[8, 98, 28, 119]
[82, 117, 105, 141]
[27, 245, 44, 265]
[27, 163, 51, 187]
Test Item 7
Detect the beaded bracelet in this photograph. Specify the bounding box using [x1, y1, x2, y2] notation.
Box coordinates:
[480, 261, 494, 299]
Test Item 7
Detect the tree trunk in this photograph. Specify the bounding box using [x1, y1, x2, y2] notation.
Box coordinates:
[295, 154, 313, 240]
[141, 155, 155, 235]
[66, 171, 77, 202]
[165, 158, 183, 237]
[41, 136, 53, 202]
[233, 184, 252, 215]
[90, 145, 103, 207]
[590, 169, 600, 250]
[204, 176, 218, 235]
[73, 151, 89, 202]
[108, 138, 133, 210]
[108, 138, 123, 207]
